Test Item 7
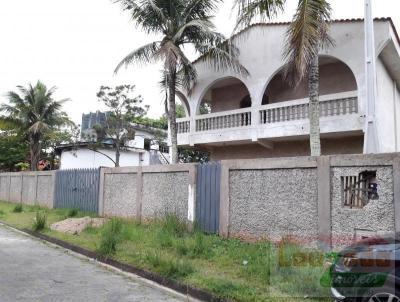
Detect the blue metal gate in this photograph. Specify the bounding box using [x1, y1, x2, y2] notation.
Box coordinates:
[54, 168, 100, 213]
[196, 162, 221, 234]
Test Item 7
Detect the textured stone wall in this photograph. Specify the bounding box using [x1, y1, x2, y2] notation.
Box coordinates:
[22, 176, 36, 205]
[9, 176, 22, 203]
[103, 173, 137, 218]
[331, 166, 395, 248]
[141, 172, 188, 221]
[229, 168, 319, 243]
[36, 175, 54, 208]
[0, 176, 9, 201]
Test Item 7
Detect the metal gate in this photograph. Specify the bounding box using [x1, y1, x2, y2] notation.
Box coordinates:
[54, 168, 100, 213]
[196, 162, 221, 234]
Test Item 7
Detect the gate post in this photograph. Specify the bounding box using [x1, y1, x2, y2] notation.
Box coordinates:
[219, 162, 230, 238]
[187, 164, 197, 223]
[98, 167, 105, 216]
[135, 167, 143, 222]
[317, 156, 332, 251]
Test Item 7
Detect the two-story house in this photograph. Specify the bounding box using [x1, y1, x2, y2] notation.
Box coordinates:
[175, 18, 400, 160]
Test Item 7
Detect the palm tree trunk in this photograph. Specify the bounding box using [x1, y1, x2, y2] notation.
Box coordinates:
[308, 55, 321, 156]
[167, 70, 179, 164]
[30, 136, 41, 171]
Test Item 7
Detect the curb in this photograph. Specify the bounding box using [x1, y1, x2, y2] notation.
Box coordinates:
[0, 221, 226, 302]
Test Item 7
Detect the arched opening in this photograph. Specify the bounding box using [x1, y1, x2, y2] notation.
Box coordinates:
[176, 91, 190, 117]
[198, 77, 251, 115]
[262, 56, 358, 105]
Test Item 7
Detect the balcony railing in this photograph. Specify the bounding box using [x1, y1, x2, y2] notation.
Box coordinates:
[195, 108, 252, 132]
[259, 96, 358, 124]
[176, 92, 359, 135]
[177, 118, 190, 134]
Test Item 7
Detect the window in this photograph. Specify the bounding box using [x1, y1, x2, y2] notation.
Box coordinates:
[341, 171, 378, 208]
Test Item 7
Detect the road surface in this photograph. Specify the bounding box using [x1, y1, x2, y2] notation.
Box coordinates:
[0, 225, 187, 302]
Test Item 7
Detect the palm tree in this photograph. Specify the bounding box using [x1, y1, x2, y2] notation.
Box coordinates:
[114, 0, 248, 164]
[235, 0, 333, 156]
[0, 81, 70, 171]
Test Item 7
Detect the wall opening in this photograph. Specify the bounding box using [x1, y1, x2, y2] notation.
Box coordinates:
[341, 170, 378, 209]
[262, 56, 358, 105]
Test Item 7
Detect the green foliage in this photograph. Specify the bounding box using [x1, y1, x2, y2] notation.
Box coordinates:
[0, 130, 28, 172]
[0, 210, 5, 216]
[97, 218, 123, 257]
[12, 204, 23, 213]
[132, 116, 167, 130]
[145, 252, 194, 280]
[0, 81, 71, 171]
[15, 162, 30, 171]
[32, 211, 47, 231]
[179, 148, 209, 163]
[67, 208, 79, 218]
[162, 214, 188, 237]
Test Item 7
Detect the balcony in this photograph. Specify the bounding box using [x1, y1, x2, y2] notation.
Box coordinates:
[176, 91, 364, 146]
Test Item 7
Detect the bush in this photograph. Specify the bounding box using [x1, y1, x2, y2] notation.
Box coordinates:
[32, 211, 47, 231]
[67, 208, 79, 218]
[97, 218, 123, 257]
[145, 252, 194, 279]
[12, 204, 23, 213]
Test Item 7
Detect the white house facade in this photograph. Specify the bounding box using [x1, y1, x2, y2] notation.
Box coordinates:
[175, 18, 400, 160]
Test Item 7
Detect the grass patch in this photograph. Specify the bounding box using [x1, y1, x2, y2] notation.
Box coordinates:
[32, 211, 47, 231]
[67, 208, 79, 218]
[0, 201, 331, 302]
[97, 218, 123, 257]
[12, 204, 23, 213]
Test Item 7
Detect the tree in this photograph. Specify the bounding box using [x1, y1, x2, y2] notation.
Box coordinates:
[0, 130, 29, 172]
[114, 0, 248, 164]
[0, 81, 70, 171]
[94, 85, 147, 167]
[235, 0, 333, 156]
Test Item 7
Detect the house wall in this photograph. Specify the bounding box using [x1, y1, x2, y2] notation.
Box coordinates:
[376, 58, 397, 152]
[396, 86, 400, 151]
[60, 148, 144, 169]
[209, 83, 250, 113]
[209, 136, 364, 161]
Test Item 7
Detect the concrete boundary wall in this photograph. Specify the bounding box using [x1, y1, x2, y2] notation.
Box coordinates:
[0, 152, 398, 250]
[219, 153, 400, 249]
[0, 171, 56, 208]
[99, 164, 197, 222]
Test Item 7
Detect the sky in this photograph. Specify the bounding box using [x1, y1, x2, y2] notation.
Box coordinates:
[0, 0, 399, 125]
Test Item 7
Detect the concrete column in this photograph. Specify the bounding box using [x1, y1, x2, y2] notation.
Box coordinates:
[34, 174, 39, 205]
[317, 156, 332, 251]
[7, 173, 11, 202]
[19, 174, 23, 203]
[187, 165, 197, 223]
[98, 168, 105, 216]
[50, 171, 57, 209]
[219, 162, 230, 238]
[393, 157, 400, 233]
[135, 167, 143, 222]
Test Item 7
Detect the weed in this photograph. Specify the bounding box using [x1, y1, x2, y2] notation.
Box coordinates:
[175, 239, 189, 256]
[157, 230, 174, 248]
[32, 211, 47, 231]
[67, 208, 79, 218]
[97, 218, 123, 257]
[145, 252, 194, 279]
[190, 232, 210, 258]
[12, 204, 23, 213]
[0, 210, 5, 216]
[162, 214, 187, 237]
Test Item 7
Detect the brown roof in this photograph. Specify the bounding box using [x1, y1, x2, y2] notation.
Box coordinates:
[193, 17, 400, 65]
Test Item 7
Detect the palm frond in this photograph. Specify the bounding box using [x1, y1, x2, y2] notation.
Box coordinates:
[173, 19, 215, 43]
[234, 0, 286, 32]
[283, 0, 333, 83]
[114, 41, 161, 73]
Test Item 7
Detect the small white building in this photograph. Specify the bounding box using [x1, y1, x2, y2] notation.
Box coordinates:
[57, 125, 169, 169]
[175, 18, 400, 160]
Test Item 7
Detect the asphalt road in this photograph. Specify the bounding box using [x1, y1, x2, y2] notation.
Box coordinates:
[0, 225, 187, 302]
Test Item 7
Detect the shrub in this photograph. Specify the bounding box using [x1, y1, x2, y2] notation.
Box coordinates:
[97, 218, 123, 257]
[32, 211, 47, 231]
[67, 208, 79, 218]
[162, 214, 187, 237]
[12, 204, 23, 213]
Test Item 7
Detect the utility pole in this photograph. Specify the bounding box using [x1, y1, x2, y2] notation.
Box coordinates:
[363, 0, 379, 153]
